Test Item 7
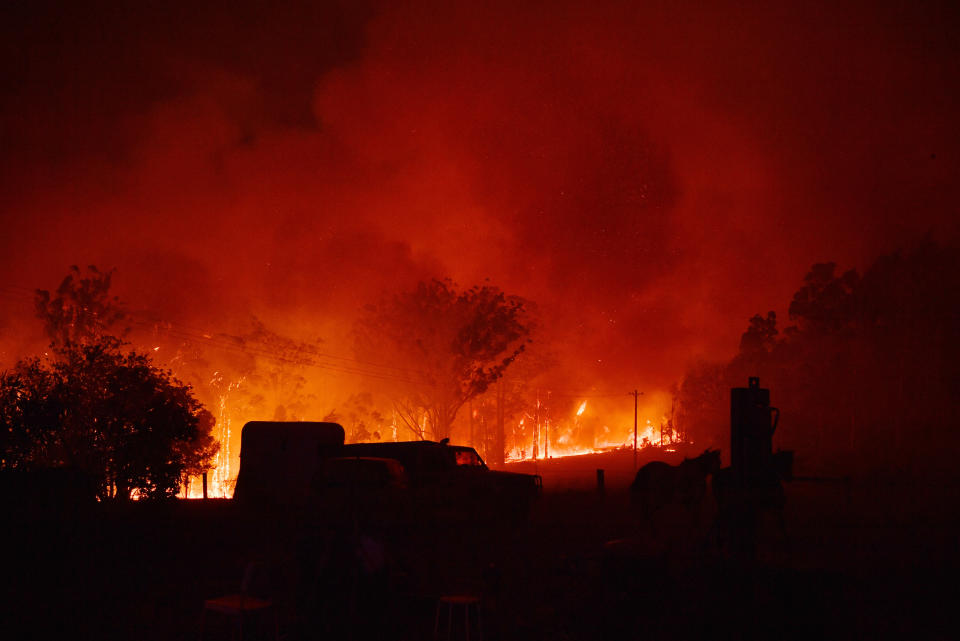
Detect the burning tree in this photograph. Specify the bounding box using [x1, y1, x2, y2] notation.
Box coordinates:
[354, 279, 532, 443]
[469, 341, 558, 462]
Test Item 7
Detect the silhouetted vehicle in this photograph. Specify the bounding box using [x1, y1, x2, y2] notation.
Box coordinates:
[233, 422, 541, 523]
[311, 455, 412, 524]
[233, 421, 347, 508]
[336, 439, 542, 523]
[316, 456, 409, 491]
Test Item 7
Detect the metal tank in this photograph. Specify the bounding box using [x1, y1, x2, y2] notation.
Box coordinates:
[730, 377, 779, 482]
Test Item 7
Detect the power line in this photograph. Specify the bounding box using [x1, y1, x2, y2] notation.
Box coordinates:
[3, 285, 651, 399]
[0, 285, 428, 384]
[129, 311, 426, 376]
[0, 285, 425, 385]
[128, 319, 426, 386]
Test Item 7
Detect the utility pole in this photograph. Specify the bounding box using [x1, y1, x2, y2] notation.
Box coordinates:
[533, 390, 540, 460]
[469, 399, 474, 449]
[495, 378, 505, 465]
[632, 389, 643, 471]
[544, 391, 550, 459]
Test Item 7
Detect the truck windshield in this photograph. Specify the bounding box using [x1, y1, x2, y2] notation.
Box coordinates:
[453, 448, 484, 467]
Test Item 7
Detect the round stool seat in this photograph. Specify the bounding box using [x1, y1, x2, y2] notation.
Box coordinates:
[440, 595, 480, 605]
[435, 594, 482, 640]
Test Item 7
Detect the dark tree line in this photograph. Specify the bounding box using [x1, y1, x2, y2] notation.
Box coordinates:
[674, 240, 960, 475]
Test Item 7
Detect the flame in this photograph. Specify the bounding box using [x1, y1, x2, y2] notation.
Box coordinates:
[175, 371, 248, 498]
[505, 412, 674, 462]
[176, 374, 676, 493]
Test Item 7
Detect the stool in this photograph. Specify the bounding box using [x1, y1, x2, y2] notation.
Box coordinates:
[434, 595, 482, 641]
[201, 594, 280, 640]
[200, 561, 280, 641]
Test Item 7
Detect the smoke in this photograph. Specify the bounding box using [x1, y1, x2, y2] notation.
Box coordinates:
[1, 0, 958, 409]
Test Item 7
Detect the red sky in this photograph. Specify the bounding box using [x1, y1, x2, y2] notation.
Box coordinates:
[1, 0, 958, 401]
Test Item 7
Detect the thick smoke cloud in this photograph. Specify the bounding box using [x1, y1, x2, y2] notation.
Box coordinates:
[1, 0, 958, 404]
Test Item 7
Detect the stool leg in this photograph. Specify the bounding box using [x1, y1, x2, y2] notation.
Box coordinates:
[476, 603, 482, 641]
[465, 604, 470, 641]
[434, 602, 440, 639]
[447, 602, 453, 641]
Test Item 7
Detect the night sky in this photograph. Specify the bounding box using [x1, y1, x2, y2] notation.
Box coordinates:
[2, 0, 958, 404]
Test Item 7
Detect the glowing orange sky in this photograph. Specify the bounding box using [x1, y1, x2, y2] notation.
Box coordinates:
[1, 0, 958, 399]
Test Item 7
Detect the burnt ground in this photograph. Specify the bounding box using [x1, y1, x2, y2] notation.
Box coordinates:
[3, 451, 958, 640]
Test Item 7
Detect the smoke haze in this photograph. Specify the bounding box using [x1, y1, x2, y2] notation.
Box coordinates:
[2, 0, 958, 415]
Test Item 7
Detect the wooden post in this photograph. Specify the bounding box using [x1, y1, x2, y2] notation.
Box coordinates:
[631, 390, 642, 471]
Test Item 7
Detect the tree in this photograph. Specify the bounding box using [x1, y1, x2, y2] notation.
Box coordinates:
[34, 265, 126, 348]
[787, 262, 858, 335]
[738, 311, 778, 357]
[672, 360, 729, 449]
[468, 338, 559, 462]
[6, 266, 218, 498]
[0, 360, 60, 470]
[223, 316, 324, 421]
[0, 337, 218, 499]
[323, 392, 387, 443]
[354, 279, 532, 441]
[672, 240, 960, 475]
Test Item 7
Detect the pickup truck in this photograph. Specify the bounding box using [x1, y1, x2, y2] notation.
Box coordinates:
[234, 421, 541, 522]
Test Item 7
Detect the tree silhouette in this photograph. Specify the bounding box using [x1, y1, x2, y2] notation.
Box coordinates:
[469, 339, 559, 462]
[787, 262, 859, 335]
[673, 240, 960, 475]
[221, 317, 324, 421]
[34, 265, 126, 349]
[323, 392, 387, 443]
[1, 338, 217, 499]
[738, 311, 778, 357]
[354, 279, 531, 441]
[4, 267, 218, 499]
[0, 359, 59, 471]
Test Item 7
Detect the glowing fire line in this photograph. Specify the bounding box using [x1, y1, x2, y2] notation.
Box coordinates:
[506, 399, 672, 462]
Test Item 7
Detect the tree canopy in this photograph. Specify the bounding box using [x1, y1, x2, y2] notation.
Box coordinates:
[1, 267, 218, 500]
[1, 337, 217, 499]
[34, 265, 126, 349]
[354, 279, 532, 441]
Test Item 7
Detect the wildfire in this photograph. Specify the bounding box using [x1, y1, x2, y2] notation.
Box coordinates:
[505, 409, 670, 462]
[176, 375, 675, 494]
[178, 371, 248, 499]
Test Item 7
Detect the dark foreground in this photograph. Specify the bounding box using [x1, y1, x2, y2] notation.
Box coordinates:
[4, 457, 958, 640]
